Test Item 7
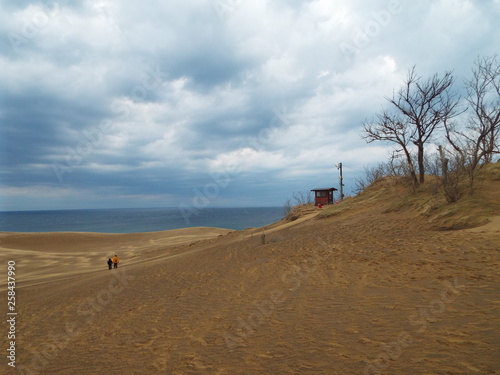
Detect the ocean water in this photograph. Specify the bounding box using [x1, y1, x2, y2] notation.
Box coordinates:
[0, 207, 284, 233]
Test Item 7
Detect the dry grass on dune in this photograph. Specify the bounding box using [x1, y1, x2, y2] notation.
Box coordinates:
[321, 162, 500, 230]
[1, 164, 499, 375]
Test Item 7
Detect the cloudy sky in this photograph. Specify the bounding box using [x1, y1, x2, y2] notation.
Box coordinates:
[1, 0, 498, 211]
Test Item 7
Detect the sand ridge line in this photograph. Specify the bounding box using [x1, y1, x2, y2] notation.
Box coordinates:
[240, 211, 321, 240]
[462, 215, 500, 233]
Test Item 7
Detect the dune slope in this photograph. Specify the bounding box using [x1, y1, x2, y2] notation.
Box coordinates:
[1, 168, 499, 375]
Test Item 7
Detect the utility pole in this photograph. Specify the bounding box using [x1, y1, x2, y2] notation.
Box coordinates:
[336, 162, 344, 201]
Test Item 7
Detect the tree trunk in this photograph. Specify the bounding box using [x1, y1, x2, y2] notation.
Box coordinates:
[402, 146, 419, 187]
[417, 143, 425, 184]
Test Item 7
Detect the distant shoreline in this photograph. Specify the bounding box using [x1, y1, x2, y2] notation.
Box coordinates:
[0, 205, 282, 213]
[0, 206, 284, 233]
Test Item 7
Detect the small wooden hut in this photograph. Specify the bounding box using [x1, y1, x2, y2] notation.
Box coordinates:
[311, 187, 337, 206]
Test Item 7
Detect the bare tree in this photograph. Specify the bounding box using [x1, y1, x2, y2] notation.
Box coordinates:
[387, 149, 413, 179]
[363, 110, 419, 187]
[436, 145, 468, 202]
[354, 153, 416, 194]
[354, 163, 387, 193]
[467, 55, 500, 163]
[282, 191, 314, 216]
[444, 55, 500, 190]
[354, 161, 396, 194]
[282, 198, 293, 217]
[363, 67, 461, 187]
[389, 67, 461, 184]
[292, 191, 314, 205]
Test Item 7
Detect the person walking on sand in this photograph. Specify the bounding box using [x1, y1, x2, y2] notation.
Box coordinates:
[112, 255, 119, 269]
[107, 258, 113, 270]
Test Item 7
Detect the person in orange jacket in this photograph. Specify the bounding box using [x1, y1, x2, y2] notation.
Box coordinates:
[112, 255, 119, 269]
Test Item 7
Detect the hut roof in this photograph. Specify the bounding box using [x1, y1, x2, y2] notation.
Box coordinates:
[311, 187, 337, 191]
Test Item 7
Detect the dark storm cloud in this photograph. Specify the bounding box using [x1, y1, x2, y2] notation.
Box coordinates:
[1, 0, 499, 210]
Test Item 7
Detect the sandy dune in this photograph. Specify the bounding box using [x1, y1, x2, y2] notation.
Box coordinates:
[0, 228, 231, 291]
[0, 185, 499, 374]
